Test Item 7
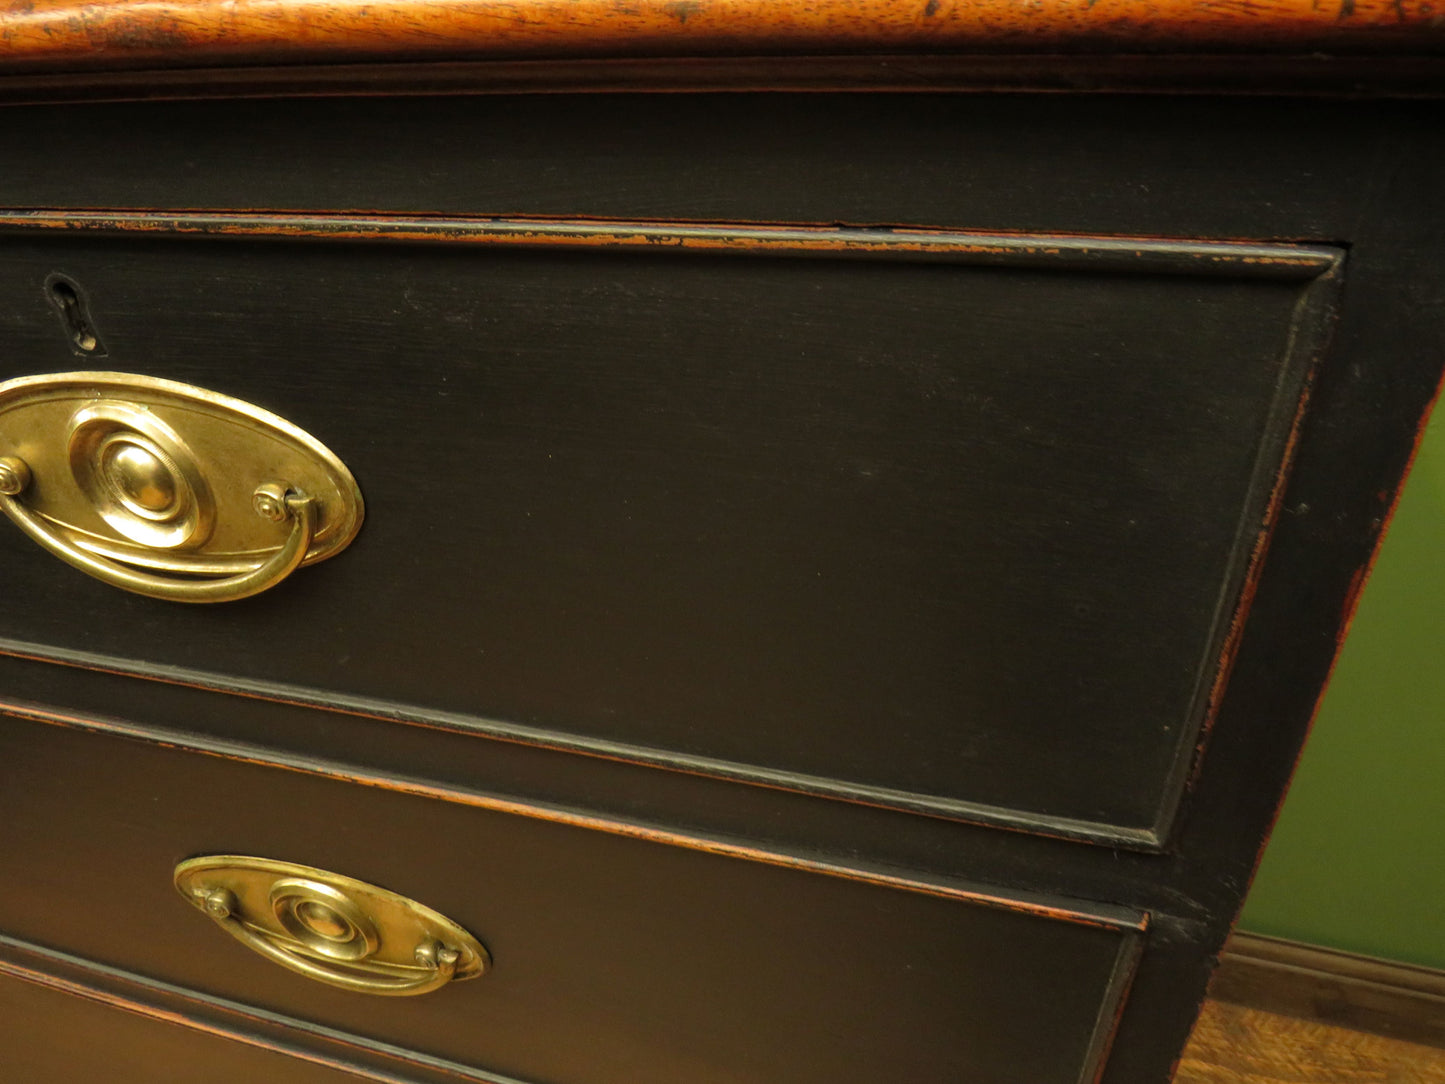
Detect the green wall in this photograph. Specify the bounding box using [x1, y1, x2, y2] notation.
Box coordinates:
[1238, 407, 1445, 970]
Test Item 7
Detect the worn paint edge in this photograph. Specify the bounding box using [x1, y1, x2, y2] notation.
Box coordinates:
[1080, 933, 1149, 1084]
[0, 695, 1150, 932]
[1147, 254, 1348, 846]
[0, 636, 1162, 849]
[0, 210, 1340, 278]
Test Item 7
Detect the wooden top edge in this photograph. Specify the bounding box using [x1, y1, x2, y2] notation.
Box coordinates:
[1, 0, 1443, 76]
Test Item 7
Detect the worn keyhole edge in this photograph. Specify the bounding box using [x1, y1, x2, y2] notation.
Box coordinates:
[45, 272, 107, 357]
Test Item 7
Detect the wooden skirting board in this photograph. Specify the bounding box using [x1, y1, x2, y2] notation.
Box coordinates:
[1212, 933, 1445, 1049]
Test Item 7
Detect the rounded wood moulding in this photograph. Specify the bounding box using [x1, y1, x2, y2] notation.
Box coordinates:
[0, 0, 1443, 75]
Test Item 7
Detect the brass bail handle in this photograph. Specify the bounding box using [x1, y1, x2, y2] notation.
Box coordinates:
[199, 887, 463, 996]
[0, 462, 315, 603]
[175, 858, 490, 997]
[0, 372, 364, 603]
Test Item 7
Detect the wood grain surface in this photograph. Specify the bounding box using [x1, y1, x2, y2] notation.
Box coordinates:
[1178, 1000, 1445, 1083]
[1, 0, 1443, 75]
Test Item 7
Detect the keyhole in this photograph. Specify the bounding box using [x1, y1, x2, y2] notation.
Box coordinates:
[45, 274, 106, 356]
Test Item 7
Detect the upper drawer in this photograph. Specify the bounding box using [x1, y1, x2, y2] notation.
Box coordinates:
[0, 214, 1340, 842]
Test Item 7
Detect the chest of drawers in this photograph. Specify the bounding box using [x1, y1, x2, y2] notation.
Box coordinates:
[0, 4, 1442, 1082]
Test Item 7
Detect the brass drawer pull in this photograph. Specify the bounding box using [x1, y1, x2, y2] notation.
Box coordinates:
[0, 372, 362, 603]
[0, 461, 316, 603]
[175, 857, 489, 997]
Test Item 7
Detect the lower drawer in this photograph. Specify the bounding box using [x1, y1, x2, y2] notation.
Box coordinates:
[0, 958, 359, 1084]
[0, 712, 1144, 1084]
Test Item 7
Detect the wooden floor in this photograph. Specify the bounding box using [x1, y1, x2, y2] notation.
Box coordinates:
[1178, 1001, 1445, 1083]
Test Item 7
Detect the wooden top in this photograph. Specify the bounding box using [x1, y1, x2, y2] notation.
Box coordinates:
[1, 0, 1443, 75]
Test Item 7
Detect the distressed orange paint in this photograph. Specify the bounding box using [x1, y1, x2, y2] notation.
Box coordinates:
[0, 210, 1339, 280]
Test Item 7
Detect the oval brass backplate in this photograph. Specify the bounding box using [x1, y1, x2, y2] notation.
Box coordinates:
[0, 371, 362, 578]
[175, 856, 489, 997]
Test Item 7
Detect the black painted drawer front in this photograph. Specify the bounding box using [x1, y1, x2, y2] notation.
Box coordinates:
[0, 221, 1337, 839]
[0, 714, 1142, 1084]
[0, 959, 366, 1084]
